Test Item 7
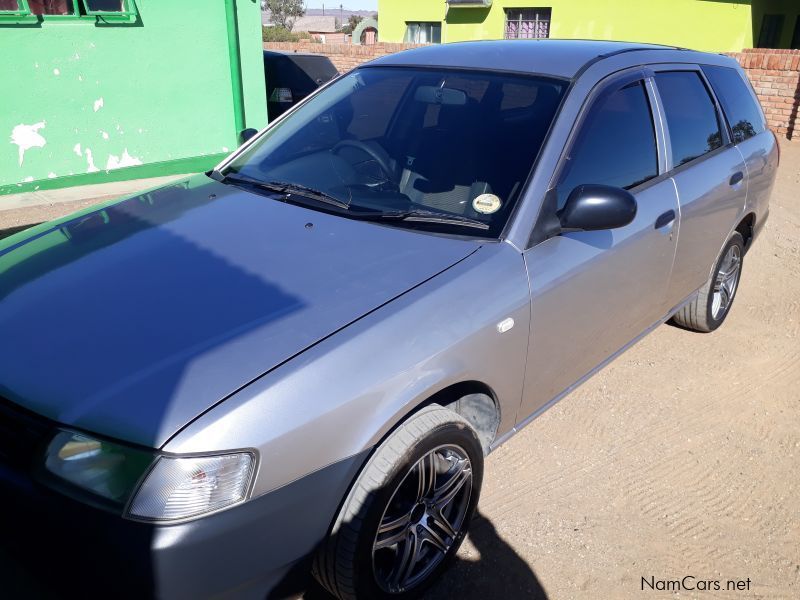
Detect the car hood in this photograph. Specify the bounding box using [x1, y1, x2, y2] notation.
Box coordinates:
[0, 176, 477, 448]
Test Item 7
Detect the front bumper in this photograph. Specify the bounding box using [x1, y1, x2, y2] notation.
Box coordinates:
[0, 448, 369, 599]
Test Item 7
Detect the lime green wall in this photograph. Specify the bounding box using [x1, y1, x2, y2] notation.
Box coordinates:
[380, 0, 756, 52]
[0, 0, 267, 196]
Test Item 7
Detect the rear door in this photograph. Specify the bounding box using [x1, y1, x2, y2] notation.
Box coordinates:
[517, 70, 680, 422]
[652, 68, 748, 308]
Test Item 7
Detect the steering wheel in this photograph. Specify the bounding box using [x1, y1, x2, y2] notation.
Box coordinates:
[332, 140, 395, 181]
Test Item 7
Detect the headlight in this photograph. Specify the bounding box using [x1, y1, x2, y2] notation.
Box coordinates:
[127, 453, 255, 522]
[44, 431, 153, 503]
[45, 431, 256, 522]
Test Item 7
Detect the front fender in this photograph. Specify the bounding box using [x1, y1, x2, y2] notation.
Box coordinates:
[163, 242, 531, 498]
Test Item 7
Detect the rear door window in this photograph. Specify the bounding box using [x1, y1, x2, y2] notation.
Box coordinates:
[702, 65, 766, 143]
[556, 80, 658, 209]
[654, 71, 723, 167]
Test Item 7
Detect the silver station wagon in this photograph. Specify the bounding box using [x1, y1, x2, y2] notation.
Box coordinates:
[0, 40, 777, 599]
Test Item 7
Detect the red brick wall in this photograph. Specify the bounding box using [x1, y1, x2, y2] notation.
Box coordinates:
[267, 43, 800, 140]
[264, 42, 424, 75]
[727, 49, 800, 140]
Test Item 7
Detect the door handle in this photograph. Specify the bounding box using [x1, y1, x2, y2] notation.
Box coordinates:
[654, 209, 676, 229]
[729, 171, 744, 186]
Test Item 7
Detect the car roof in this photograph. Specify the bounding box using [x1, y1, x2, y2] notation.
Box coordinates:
[368, 39, 722, 80]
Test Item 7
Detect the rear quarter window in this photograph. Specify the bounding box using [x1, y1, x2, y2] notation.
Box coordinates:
[702, 65, 766, 144]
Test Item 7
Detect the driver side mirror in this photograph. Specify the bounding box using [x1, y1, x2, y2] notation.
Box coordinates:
[239, 128, 258, 146]
[558, 184, 637, 232]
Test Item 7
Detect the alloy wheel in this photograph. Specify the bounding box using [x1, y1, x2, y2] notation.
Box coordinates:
[372, 444, 473, 594]
[711, 244, 741, 320]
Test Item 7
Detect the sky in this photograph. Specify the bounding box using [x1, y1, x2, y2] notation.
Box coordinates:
[302, 1, 378, 11]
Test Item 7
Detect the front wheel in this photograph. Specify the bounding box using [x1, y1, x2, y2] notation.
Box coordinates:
[672, 231, 744, 332]
[313, 405, 483, 600]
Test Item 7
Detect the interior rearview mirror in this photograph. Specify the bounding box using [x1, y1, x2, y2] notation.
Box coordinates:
[414, 86, 468, 106]
[558, 184, 637, 232]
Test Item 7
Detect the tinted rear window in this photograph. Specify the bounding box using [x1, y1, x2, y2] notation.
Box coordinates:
[702, 65, 765, 144]
[655, 71, 723, 167]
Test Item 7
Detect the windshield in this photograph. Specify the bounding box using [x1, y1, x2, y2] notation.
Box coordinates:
[225, 67, 567, 237]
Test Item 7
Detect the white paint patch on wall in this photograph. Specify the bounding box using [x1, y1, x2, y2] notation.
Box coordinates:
[101, 131, 109, 140]
[93, 97, 104, 112]
[53, 68, 60, 76]
[11, 121, 47, 166]
[106, 149, 143, 170]
[85, 148, 99, 173]
[23, 176, 34, 182]
[73, 143, 82, 156]
[48, 172, 57, 179]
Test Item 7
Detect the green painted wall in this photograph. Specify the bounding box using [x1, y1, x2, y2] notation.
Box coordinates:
[0, 0, 267, 196]
[379, 0, 760, 52]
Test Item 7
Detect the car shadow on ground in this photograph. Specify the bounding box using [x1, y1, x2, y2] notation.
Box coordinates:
[302, 511, 549, 599]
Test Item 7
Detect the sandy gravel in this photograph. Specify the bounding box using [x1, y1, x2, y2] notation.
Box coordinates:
[1, 143, 797, 600]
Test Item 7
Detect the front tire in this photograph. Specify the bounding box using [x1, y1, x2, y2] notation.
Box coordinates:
[313, 405, 483, 600]
[672, 231, 744, 332]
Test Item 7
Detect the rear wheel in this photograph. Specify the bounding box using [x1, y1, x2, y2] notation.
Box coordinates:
[313, 405, 483, 600]
[672, 232, 744, 332]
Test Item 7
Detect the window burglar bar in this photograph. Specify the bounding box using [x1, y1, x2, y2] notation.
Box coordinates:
[505, 8, 551, 40]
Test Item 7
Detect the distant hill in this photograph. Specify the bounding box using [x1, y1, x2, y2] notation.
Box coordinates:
[263, 8, 376, 25]
[304, 9, 377, 18]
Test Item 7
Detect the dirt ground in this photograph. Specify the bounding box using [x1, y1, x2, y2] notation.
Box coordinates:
[1, 142, 797, 600]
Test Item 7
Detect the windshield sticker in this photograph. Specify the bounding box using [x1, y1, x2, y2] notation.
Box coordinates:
[472, 194, 502, 215]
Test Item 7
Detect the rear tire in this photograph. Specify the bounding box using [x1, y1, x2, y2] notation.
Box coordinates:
[312, 405, 483, 600]
[671, 232, 744, 332]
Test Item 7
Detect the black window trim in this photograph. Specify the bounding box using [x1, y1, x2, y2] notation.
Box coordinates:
[650, 65, 732, 174]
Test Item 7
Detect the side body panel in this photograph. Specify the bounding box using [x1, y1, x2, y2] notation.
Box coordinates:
[518, 179, 679, 421]
[665, 148, 747, 304]
[164, 242, 531, 498]
[516, 68, 679, 422]
[737, 131, 779, 242]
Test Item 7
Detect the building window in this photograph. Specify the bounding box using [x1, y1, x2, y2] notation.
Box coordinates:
[505, 8, 551, 40]
[7, 0, 75, 14]
[757, 14, 784, 48]
[0, 0, 132, 17]
[404, 22, 442, 44]
[83, 0, 126, 11]
[791, 15, 800, 50]
[0, 0, 27, 13]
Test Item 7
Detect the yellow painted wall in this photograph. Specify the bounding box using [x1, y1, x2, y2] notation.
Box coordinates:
[379, 0, 757, 53]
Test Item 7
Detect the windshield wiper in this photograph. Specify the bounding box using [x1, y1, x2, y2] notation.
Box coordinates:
[262, 180, 350, 210]
[357, 208, 490, 231]
[217, 172, 350, 210]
